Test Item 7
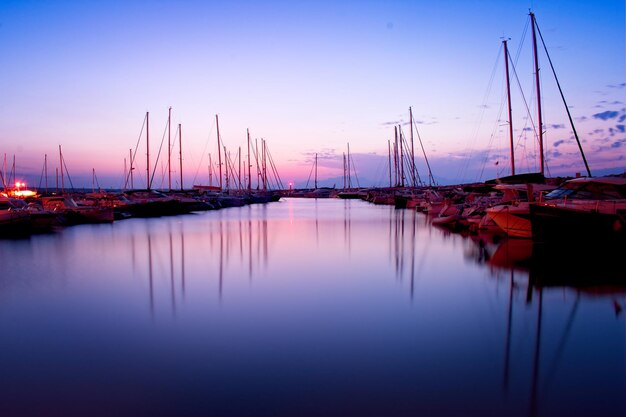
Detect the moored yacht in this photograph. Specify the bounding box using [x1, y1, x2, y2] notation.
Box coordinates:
[529, 175, 626, 244]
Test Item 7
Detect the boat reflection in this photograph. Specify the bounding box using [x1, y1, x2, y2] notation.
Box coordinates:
[485, 236, 626, 290]
[465, 233, 626, 417]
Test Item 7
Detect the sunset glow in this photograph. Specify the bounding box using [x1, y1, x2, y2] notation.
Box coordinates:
[1, 0, 624, 189]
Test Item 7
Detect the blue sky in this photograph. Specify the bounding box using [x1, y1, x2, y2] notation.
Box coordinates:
[1, 0, 624, 189]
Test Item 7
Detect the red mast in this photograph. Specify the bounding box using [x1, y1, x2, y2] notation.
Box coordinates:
[530, 12, 544, 175]
[168, 107, 172, 190]
[247, 129, 252, 192]
[178, 123, 183, 190]
[216, 114, 223, 190]
[146, 111, 150, 190]
[503, 38, 515, 176]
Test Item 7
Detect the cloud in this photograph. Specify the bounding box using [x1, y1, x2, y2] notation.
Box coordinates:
[553, 139, 566, 147]
[617, 125, 625, 133]
[413, 119, 438, 126]
[381, 120, 403, 126]
[619, 114, 626, 123]
[611, 139, 625, 149]
[550, 124, 565, 129]
[593, 110, 619, 120]
[607, 83, 626, 89]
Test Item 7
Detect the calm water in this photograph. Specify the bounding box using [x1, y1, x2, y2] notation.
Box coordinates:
[1, 198, 624, 417]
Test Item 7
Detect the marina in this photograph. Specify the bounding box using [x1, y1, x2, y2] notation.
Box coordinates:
[0, 197, 625, 416]
[1, 2, 624, 416]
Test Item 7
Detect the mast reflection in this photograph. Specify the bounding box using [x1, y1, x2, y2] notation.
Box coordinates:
[470, 235, 626, 417]
[388, 207, 429, 300]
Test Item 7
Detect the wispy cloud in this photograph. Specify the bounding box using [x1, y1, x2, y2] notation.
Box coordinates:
[593, 110, 619, 120]
[381, 120, 403, 127]
[611, 139, 625, 149]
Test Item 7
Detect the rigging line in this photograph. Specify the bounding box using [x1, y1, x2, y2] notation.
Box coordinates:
[251, 139, 261, 190]
[265, 145, 284, 190]
[60, 151, 75, 191]
[224, 151, 242, 191]
[94, 170, 101, 190]
[348, 152, 360, 188]
[514, 109, 535, 174]
[401, 134, 420, 187]
[38, 159, 45, 189]
[457, 45, 503, 183]
[150, 116, 170, 189]
[192, 118, 216, 185]
[399, 128, 419, 187]
[539, 74, 553, 178]
[411, 114, 435, 186]
[513, 18, 530, 66]
[478, 80, 509, 183]
[305, 154, 315, 189]
[535, 18, 591, 177]
[509, 51, 540, 164]
[477, 72, 508, 182]
[125, 114, 147, 188]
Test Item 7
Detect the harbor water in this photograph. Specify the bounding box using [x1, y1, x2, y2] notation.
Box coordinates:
[1, 197, 624, 417]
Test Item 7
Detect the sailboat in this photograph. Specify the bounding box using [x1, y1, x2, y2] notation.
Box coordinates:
[484, 11, 588, 238]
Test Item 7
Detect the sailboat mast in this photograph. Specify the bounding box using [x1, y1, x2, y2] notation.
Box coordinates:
[168, 106, 172, 191]
[59, 145, 65, 192]
[208, 154, 212, 186]
[223, 145, 229, 190]
[315, 153, 318, 189]
[399, 127, 405, 187]
[394, 127, 399, 187]
[409, 107, 417, 187]
[255, 138, 260, 190]
[262, 140, 267, 192]
[44, 154, 48, 193]
[247, 129, 252, 192]
[388, 140, 392, 188]
[503, 38, 515, 175]
[179, 123, 183, 190]
[347, 143, 352, 189]
[237, 146, 245, 190]
[342, 153, 346, 190]
[129, 148, 134, 189]
[530, 12, 544, 175]
[216, 114, 223, 189]
[146, 111, 151, 190]
[533, 15, 592, 177]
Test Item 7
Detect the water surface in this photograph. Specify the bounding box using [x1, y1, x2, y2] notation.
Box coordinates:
[1, 198, 624, 417]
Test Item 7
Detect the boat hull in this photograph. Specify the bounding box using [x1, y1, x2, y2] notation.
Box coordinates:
[529, 203, 626, 244]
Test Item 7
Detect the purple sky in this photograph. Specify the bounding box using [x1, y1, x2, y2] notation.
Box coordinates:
[1, 0, 624, 190]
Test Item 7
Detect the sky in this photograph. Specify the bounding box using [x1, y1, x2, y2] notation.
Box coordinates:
[1, 0, 624, 190]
